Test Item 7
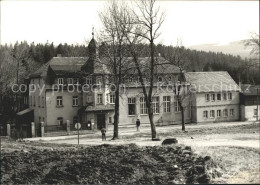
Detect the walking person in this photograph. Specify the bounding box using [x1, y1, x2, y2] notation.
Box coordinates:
[101, 127, 106, 141]
[136, 119, 141, 132]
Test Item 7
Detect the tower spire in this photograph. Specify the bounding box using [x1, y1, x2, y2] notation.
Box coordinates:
[92, 27, 94, 39]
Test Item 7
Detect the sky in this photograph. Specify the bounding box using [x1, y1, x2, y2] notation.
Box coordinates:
[0, 0, 259, 47]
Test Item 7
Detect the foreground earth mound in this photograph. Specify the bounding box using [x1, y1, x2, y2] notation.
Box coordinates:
[1, 143, 221, 184]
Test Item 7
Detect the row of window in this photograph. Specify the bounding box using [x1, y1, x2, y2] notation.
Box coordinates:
[205, 92, 232, 102]
[56, 75, 174, 86]
[30, 96, 45, 108]
[57, 116, 78, 125]
[128, 96, 180, 115]
[203, 109, 234, 119]
[56, 96, 79, 107]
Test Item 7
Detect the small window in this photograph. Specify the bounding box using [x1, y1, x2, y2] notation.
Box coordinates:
[203, 111, 208, 119]
[128, 97, 136, 115]
[174, 100, 181, 112]
[57, 96, 63, 106]
[73, 96, 78, 106]
[223, 109, 228, 117]
[110, 94, 115, 104]
[217, 93, 221, 101]
[158, 76, 163, 82]
[57, 117, 63, 125]
[109, 117, 112, 123]
[140, 97, 148, 114]
[205, 94, 210, 101]
[163, 96, 171, 113]
[58, 78, 64, 85]
[230, 109, 234, 116]
[39, 117, 41, 124]
[210, 110, 215, 118]
[67, 78, 73, 85]
[42, 117, 45, 123]
[152, 96, 159, 114]
[97, 94, 103, 104]
[211, 94, 215, 101]
[96, 77, 102, 84]
[168, 76, 172, 82]
[223, 92, 227, 100]
[217, 110, 221, 117]
[86, 76, 92, 85]
[228, 92, 232, 100]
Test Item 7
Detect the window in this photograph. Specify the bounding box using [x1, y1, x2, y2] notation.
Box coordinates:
[223, 109, 228, 117]
[211, 94, 215, 101]
[109, 117, 112, 123]
[42, 97, 44, 108]
[205, 94, 210, 101]
[67, 78, 73, 85]
[223, 92, 227, 100]
[33, 96, 35, 106]
[97, 94, 103, 104]
[174, 100, 181, 112]
[210, 110, 215, 118]
[57, 96, 63, 106]
[73, 116, 78, 124]
[158, 76, 163, 82]
[110, 94, 115, 104]
[217, 93, 221, 101]
[254, 109, 258, 116]
[57, 117, 63, 125]
[96, 77, 102, 84]
[128, 97, 136, 115]
[73, 96, 78, 106]
[31, 80, 35, 90]
[152, 96, 159, 114]
[168, 76, 172, 82]
[30, 96, 32, 106]
[140, 97, 148, 114]
[74, 78, 79, 85]
[217, 110, 221, 117]
[228, 92, 232, 100]
[203, 111, 208, 119]
[163, 96, 171, 113]
[86, 76, 92, 85]
[42, 117, 45, 123]
[230, 109, 234, 116]
[39, 117, 41, 124]
[58, 78, 64, 85]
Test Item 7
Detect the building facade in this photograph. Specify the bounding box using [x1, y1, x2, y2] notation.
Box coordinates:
[185, 72, 241, 123]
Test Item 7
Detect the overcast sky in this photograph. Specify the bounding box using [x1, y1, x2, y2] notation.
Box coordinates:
[0, 0, 259, 47]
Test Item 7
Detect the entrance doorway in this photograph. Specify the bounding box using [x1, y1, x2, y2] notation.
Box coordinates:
[97, 114, 106, 130]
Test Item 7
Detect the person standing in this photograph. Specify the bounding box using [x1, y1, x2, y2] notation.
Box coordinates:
[136, 119, 141, 132]
[101, 127, 106, 141]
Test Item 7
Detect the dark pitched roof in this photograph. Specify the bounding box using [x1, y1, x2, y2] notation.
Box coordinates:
[240, 84, 260, 96]
[185, 71, 241, 92]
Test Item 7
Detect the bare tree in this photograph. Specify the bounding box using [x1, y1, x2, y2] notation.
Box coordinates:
[119, 0, 165, 139]
[99, 1, 130, 139]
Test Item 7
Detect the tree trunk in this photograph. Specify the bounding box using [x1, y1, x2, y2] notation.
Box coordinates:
[112, 86, 119, 140]
[181, 106, 185, 131]
[148, 104, 156, 139]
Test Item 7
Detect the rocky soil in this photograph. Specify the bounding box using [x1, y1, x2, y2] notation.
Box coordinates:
[1, 140, 222, 184]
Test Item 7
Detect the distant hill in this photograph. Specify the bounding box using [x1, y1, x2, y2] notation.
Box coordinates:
[188, 40, 253, 59]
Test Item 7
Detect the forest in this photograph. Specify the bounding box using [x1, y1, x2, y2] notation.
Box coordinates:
[0, 40, 259, 117]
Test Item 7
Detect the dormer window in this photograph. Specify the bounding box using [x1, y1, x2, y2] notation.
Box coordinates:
[168, 76, 172, 81]
[58, 78, 64, 85]
[86, 76, 92, 85]
[96, 76, 102, 84]
[67, 78, 73, 85]
[128, 77, 133, 82]
[74, 78, 79, 85]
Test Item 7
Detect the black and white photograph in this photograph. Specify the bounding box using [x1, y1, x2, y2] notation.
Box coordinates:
[0, 0, 259, 184]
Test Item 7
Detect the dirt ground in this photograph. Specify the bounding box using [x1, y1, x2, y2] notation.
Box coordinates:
[1, 121, 260, 184]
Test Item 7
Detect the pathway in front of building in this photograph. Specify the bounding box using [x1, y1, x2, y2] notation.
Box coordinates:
[26, 121, 259, 149]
